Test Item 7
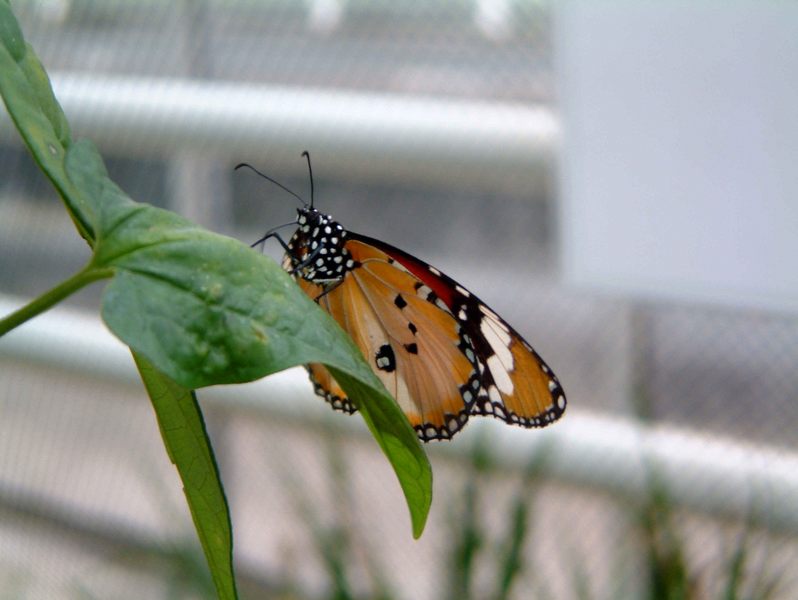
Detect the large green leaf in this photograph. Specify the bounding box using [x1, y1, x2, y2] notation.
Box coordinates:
[0, 5, 432, 600]
[65, 142, 432, 538]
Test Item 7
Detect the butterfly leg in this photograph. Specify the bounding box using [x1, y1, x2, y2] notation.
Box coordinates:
[288, 244, 324, 275]
[251, 221, 297, 251]
[312, 280, 343, 303]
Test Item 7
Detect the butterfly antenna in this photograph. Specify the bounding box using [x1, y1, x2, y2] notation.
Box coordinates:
[234, 162, 305, 206]
[301, 151, 314, 209]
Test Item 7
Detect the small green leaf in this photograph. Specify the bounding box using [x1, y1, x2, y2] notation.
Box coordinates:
[133, 352, 237, 600]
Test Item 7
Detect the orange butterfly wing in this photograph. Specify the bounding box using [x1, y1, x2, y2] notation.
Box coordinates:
[296, 241, 479, 440]
[291, 235, 565, 442]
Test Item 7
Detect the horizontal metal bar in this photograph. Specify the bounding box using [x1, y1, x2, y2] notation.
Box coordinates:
[0, 73, 558, 194]
[2, 294, 797, 535]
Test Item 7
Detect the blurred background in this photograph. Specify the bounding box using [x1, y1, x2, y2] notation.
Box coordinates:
[1, 1, 797, 598]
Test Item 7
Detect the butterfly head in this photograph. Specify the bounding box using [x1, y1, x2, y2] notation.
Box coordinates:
[286, 206, 356, 283]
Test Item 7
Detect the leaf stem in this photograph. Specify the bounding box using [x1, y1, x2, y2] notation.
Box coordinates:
[0, 264, 113, 336]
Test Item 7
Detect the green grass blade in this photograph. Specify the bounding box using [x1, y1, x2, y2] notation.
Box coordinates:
[640, 486, 692, 600]
[722, 534, 747, 600]
[446, 440, 492, 600]
[495, 493, 528, 600]
[494, 447, 550, 600]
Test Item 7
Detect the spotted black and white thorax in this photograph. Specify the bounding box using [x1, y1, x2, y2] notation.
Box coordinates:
[284, 207, 359, 287]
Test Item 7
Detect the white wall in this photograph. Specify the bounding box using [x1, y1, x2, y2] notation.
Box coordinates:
[556, 2, 798, 313]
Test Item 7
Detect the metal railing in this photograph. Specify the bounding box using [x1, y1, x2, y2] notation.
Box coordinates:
[2, 294, 797, 536]
[0, 73, 558, 196]
[1, 68, 795, 550]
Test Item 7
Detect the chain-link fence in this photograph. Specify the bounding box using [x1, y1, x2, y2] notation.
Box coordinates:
[1, 2, 796, 598]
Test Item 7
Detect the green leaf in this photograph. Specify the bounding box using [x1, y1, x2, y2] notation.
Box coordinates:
[0, 0, 91, 241]
[329, 368, 431, 538]
[0, 0, 431, 549]
[133, 352, 237, 600]
[66, 139, 432, 537]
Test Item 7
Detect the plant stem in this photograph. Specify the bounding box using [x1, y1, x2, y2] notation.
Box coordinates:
[0, 264, 113, 336]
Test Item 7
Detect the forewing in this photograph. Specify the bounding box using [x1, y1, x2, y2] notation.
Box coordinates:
[295, 241, 480, 440]
[353, 255, 482, 440]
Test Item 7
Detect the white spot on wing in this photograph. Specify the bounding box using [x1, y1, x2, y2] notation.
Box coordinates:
[481, 318, 513, 367]
[481, 306, 510, 333]
[392, 261, 410, 273]
[487, 355, 514, 395]
[488, 385, 502, 404]
[455, 285, 471, 297]
[479, 304, 499, 320]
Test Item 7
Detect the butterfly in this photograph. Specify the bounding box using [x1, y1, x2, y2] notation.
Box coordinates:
[242, 153, 566, 442]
